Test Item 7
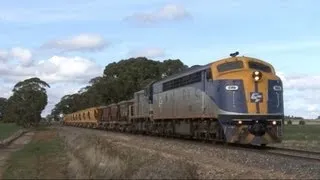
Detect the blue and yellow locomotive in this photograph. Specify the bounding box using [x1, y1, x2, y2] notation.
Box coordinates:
[64, 52, 284, 146]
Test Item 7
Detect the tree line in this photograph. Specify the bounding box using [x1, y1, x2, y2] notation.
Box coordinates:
[49, 57, 188, 121]
[0, 57, 188, 125]
[284, 115, 304, 120]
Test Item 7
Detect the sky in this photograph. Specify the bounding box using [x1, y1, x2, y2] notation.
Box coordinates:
[0, 0, 320, 119]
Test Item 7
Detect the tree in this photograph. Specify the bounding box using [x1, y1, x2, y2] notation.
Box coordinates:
[51, 57, 188, 116]
[2, 77, 50, 127]
[0, 97, 7, 121]
[160, 59, 188, 78]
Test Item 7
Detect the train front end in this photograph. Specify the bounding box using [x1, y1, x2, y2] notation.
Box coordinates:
[210, 55, 284, 146]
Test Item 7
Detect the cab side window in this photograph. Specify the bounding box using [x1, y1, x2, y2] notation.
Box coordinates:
[206, 69, 213, 80]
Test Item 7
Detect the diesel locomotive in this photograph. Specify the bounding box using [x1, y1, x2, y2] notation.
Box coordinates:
[63, 53, 284, 146]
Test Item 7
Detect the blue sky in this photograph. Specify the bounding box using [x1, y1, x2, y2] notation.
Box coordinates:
[1, 0, 320, 118]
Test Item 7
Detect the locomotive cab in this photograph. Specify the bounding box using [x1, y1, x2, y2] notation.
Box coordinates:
[209, 55, 284, 145]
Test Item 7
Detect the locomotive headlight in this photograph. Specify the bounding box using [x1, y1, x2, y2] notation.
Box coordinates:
[272, 120, 277, 125]
[252, 71, 262, 81]
[238, 120, 243, 125]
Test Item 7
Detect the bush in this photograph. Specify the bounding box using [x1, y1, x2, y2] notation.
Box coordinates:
[287, 120, 292, 125]
[299, 120, 306, 125]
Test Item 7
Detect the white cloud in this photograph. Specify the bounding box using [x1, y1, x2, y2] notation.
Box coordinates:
[0, 50, 9, 61]
[10, 47, 33, 66]
[41, 34, 108, 52]
[125, 3, 191, 24]
[38, 56, 103, 83]
[129, 47, 165, 58]
[41, 83, 87, 117]
[279, 72, 320, 119]
[0, 55, 103, 117]
[281, 73, 320, 90]
[0, 47, 33, 66]
[307, 104, 318, 112]
[0, 55, 102, 84]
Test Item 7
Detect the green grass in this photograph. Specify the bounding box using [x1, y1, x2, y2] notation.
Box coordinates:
[0, 123, 22, 141]
[284, 125, 320, 141]
[3, 130, 68, 179]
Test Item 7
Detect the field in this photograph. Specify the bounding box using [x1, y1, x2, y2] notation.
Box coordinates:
[283, 125, 320, 141]
[0, 123, 22, 141]
[271, 124, 320, 151]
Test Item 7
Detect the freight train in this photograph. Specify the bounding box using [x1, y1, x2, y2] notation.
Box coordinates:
[63, 53, 284, 146]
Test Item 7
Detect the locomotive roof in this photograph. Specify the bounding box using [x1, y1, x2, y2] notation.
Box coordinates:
[155, 62, 212, 85]
[154, 55, 273, 85]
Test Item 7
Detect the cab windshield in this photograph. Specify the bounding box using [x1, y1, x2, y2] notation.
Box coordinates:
[217, 61, 244, 72]
[248, 61, 272, 73]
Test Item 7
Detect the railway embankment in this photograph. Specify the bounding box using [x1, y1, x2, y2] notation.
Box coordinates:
[60, 127, 198, 179]
[1, 125, 319, 179]
[58, 126, 318, 179]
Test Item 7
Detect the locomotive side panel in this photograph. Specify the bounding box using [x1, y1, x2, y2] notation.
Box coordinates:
[101, 106, 111, 122]
[119, 100, 134, 121]
[134, 90, 149, 118]
[152, 71, 218, 120]
[109, 104, 119, 121]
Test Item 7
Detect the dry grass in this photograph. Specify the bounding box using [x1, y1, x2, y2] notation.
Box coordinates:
[63, 133, 198, 179]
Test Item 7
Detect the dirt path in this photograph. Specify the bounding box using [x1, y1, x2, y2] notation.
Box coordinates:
[0, 132, 34, 179]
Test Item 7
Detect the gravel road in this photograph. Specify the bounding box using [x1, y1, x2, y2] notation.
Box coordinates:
[57, 126, 320, 179]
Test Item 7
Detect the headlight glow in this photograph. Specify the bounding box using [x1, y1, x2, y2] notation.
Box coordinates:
[252, 71, 262, 82]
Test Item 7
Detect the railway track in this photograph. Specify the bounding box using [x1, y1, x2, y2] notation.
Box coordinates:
[263, 147, 320, 162]
[62, 125, 320, 162]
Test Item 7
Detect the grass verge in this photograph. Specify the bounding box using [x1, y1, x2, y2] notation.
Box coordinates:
[2, 129, 68, 179]
[284, 125, 320, 141]
[0, 123, 21, 141]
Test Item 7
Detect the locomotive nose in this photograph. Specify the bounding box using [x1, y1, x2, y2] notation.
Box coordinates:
[249, 120, 267, 136]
